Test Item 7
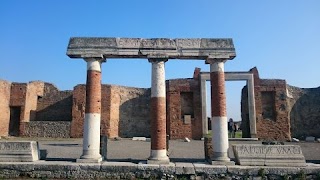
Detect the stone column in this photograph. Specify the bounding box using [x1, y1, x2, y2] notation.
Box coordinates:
[207, 59, 232, 164]
[77, 57, 105, 163]
[247, 75, 257, 138]
[147, 59, 170, 164]
[200, 75, 208, 136]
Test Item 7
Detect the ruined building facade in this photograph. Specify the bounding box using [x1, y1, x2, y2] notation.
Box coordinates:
[0, 67, 319, 140]
[241, 67, 320, 141]
[0, 69, 203, 139]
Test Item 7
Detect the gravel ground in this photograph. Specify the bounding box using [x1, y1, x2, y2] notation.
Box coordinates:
[31, 138, 320, 164]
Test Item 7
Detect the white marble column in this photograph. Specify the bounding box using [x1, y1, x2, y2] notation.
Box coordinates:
[147, 59, 170, 164]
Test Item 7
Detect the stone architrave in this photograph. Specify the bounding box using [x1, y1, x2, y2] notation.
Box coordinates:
[233, 144, 306, 166]
[0, 141, 39, 162]
[67, 38, 236, 60]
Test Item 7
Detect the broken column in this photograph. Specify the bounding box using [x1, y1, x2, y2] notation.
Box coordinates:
[77, 57, 105, 163]
[207, 59, 232, 164]
[147, 58, 170, 164]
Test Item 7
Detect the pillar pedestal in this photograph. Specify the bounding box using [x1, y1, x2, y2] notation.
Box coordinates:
[77, 58, 105, 163]
[147, 59, 170, 164]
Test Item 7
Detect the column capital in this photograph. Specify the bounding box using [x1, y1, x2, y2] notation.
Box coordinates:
[148, 55, 168, 63]
[205, 58, 226, 64]
[85, 58, 106, 72]
[84, 57, 106, 63]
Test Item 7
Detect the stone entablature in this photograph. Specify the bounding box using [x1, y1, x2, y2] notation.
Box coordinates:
[67, 38, 236, 60]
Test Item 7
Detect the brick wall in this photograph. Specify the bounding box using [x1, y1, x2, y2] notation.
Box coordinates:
[24, 81, 45, 122]
[0, 80, 11, 136]
[241, 67, 290, 141]
[166, 77, 202, 140]
[71, 85, 86, 137]
[36, 83, 72, 121]
[71, 84, 150, 138]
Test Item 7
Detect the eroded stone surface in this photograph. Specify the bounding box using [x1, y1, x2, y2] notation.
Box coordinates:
[67, 37, 236, 60]
[233, 144, 306, 166]
[0, 141, 39, 162]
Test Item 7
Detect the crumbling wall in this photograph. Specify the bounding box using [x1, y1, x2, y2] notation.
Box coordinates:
[0, 80, 11, 136]
[71, 85, 86, 138]
[166, 77, 202, 140]
[287, 85, 320, 138]
[241, 68, 291, 141]
[21, 121, 71, 138]
[71, 84, 150, 138]
[115, 85, 151, 137]
[36, 83, 72, 121]
[255, 79, 290, 141]
[24, 81, 45, 122]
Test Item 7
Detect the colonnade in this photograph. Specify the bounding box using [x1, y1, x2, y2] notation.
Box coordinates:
[66, 37, 236, 164]
[76, 57, 231, 164]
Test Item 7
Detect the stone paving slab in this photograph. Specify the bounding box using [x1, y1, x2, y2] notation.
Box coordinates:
[175, 162, 195, 174]
[194, 162, 227, 174]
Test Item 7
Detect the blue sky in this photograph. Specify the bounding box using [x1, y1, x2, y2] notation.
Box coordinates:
[1, 1, 319, 120]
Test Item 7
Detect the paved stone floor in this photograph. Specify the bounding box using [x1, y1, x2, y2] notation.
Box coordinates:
[34, 138, 320, 164]
[1, 138, 320, 179]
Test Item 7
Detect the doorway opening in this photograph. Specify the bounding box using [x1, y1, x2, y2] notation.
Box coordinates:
[9, 106, 21, 136]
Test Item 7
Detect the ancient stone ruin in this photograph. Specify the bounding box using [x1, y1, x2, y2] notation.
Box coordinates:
[1, 37, 320, 165]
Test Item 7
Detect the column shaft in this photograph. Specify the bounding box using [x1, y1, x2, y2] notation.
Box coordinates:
[148, 59, 169, 164]
[248, 76, 257, 138]
[209, 61, 230, 163]
[78, 58, 103, 162]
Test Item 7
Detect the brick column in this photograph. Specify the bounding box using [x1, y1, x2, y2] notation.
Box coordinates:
[147, 59, 170, 164]
[207, 59, 232, 164]
[77, 57, 105, 163]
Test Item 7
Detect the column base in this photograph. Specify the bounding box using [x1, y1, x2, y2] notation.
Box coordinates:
[147, 157, 170, 164]
[148, 150, 170, 164]
[76, 157, 102, 163]
[211, 152, 230, 162]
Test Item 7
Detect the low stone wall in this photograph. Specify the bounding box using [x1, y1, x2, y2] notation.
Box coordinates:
[0, 162, 319, 179]
[21, 121, 71, 138]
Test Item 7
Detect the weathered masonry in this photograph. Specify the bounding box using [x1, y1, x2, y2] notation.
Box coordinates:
[241, 67, 320, 141]
[66, 37, 236, 164]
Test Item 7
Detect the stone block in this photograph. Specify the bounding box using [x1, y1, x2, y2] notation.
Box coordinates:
[233, 144, 306, 166]
[159, 162, 175, 174]
[132, 137, 147, 141]
[194, 162, 227, 174]
[306, 136, 315, 142]
[0, 141, 39, 162]
[292, 138, 299, 142]
[184, 137, 191, 142]
[175, 162, 195, 175]
[183, 115, 191, 124]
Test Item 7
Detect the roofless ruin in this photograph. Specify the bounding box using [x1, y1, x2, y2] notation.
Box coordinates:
[67, 37, 236, 164]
